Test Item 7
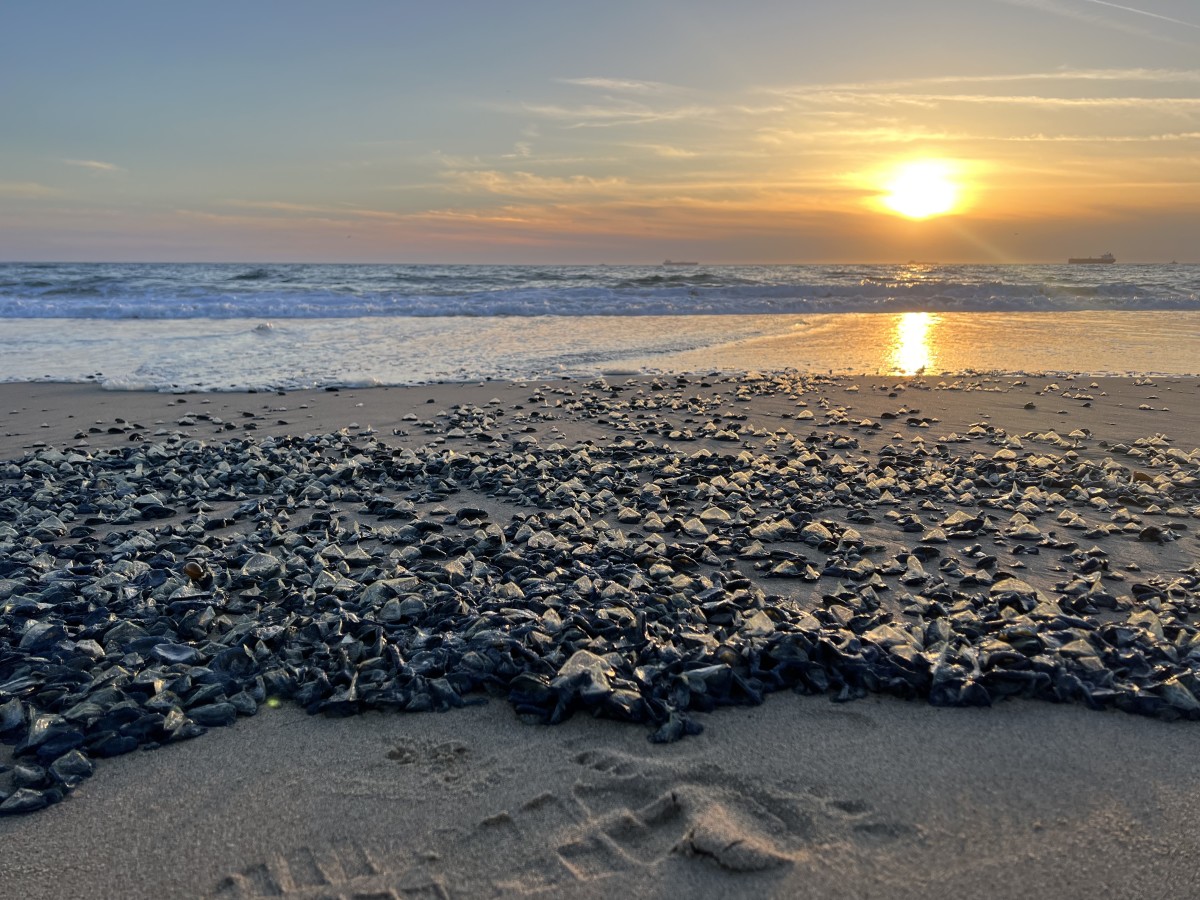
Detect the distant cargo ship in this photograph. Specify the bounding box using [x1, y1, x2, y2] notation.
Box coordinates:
[1068, 252, 1116, 264]
[663, 259, 699, 266]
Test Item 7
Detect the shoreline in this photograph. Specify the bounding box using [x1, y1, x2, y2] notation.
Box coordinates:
[2, 310, 1198, 392]
[2, 371, 1198, 897]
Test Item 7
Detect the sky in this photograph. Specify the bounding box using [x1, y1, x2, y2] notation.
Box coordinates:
[2, 0, 1198, 264]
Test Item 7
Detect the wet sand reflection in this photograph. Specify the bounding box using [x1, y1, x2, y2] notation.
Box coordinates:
[890, 312, 938, 375]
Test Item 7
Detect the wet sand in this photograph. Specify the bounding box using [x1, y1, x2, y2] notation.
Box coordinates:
[2, 373, 1198, 899]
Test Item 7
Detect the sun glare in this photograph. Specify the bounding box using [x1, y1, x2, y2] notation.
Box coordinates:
[881, 161, 960, 219]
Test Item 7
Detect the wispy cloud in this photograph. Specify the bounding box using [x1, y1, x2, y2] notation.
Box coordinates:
[442, 170, 630, 199]
[224, 199, 446, 225]
[779, 68, 1200, 93]
[225, 200, 335, 215]
[778, 89, 1200, 111]
[1079, 0, 1200, 29]
[181, 201, 543, 236]
[997, 0, 1196, 40]
[0, 181, 59, 197]
[490, 79, 710, 129]
[624, 142, 700, 158]
[764, 67, 1200, 114]
[757, 125, 972, 145]
[174, 55, 1200, 257]
[558, 77, 679, 93]
[763, 82, 1200, 113]
[520, 101, 713, 128]
[516, 67, 1200, 140]
[1003, 130, 1200, 141]
[63, 158, 124, 173]
[753, 122, 1200, 148]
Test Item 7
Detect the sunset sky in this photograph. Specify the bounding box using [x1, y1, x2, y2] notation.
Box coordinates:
[3, 0, 1198, 263]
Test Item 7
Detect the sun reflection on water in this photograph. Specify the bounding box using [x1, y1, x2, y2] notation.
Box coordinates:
[890, 312, 938, 375]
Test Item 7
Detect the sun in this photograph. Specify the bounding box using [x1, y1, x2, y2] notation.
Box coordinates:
[881, 161, 961, 219]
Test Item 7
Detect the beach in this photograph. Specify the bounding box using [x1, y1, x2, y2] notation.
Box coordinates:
[9, 0, 1200, 892]
[2, 372, 1198, 898]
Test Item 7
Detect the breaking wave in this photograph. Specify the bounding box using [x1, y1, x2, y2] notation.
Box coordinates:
[0, 262, 1196, 319]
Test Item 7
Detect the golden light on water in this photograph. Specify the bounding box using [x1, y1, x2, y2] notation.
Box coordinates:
[890, 312, 938, 375]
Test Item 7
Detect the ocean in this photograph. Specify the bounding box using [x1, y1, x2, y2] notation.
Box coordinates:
[1, 262, 1197, 391]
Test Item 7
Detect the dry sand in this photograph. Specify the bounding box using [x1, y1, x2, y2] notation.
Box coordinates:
[2, 372, 1198, 899]
[4, 373, 1198, 461]
[7, 689, 1200, 900]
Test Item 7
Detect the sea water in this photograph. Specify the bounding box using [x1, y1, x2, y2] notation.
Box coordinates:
[0, 262, 1196, 390]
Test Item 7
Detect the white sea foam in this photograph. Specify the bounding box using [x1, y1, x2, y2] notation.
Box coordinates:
[2, 263, 1197, 388]
[1, 262, 1197, 319]
[0, 311, 1196, 391]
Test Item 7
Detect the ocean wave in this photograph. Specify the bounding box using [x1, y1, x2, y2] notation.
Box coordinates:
[615, 271, 732, 287]
[228, 267, 276, 282]
[0, 262, 1196, 319]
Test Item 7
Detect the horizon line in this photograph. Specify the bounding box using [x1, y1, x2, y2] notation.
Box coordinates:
[1, 258, 1190, 266]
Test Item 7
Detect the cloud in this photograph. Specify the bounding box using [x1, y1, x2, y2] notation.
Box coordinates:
[625, 143, 700, 158]
[1003, 131, 1200, 142]
[762, 68, 1200, 113]
[225, 200, 336, 215]
[558, 77, 679, 93]
[784, 68, 1200, 92]
[519, 101, 712, 128]
[756, 125, 971, 145]
[63, 159, 124, 173]
[506, 67, 1200, 147]
[222, 199, 430, 224]
[0, 181, 58, 197]
[1078, 0, 1200, 29]
[167, 51, 1200, 258]
[176, 202, 547, 245]
[995, 0, 1196, 40]
[781, 89, 1200, 111]
[442, 169, 630, 199]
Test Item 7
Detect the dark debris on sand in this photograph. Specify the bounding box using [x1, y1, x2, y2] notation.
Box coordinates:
[1, 374, 1199, 814]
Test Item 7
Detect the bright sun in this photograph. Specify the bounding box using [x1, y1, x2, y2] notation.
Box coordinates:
[881, 161, 961, 219]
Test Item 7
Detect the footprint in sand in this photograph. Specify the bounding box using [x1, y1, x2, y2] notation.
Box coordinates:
[214, 745, 922, 896]
[210, 840, 450, 899]
[558, 748, 922, 878]
[280, 737, 509, 808]
[386, 738, 473, 784]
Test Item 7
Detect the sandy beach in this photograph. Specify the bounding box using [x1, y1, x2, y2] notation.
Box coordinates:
[10, 0, 1200, 895]
[2, 372, 1198, 899]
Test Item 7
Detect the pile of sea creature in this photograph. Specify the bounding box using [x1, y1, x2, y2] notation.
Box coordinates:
[1, 375, 1198, 814]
